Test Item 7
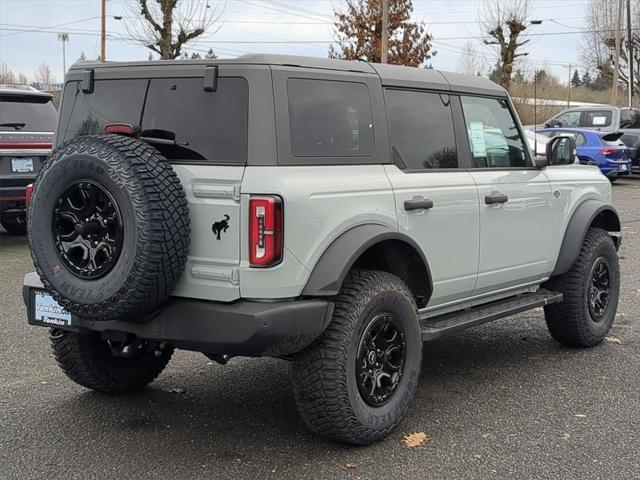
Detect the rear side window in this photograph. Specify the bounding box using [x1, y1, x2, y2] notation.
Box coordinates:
[460, 96, 529, 168]
[385, 89, 457, 169]
[580, 110, 612, 128]
[0, 94, 57, 132]
[287, 78, 374, 157]
[58, 77, 248, 164]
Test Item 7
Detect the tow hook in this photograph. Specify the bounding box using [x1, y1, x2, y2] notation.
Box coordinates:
[206, 354, 231, 365]
[120, 339, 145, 358]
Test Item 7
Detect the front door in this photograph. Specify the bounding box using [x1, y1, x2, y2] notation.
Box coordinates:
[459, 95, 554, 296]
[383, 88, 480, 308]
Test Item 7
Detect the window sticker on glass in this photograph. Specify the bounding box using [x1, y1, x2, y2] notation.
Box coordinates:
[592, 116, 608, 126]
[469, 121, 487, 157]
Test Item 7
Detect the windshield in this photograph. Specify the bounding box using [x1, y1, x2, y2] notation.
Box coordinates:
[0, 95, 57, 132]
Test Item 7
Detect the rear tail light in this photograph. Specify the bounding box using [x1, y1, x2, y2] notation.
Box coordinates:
[600, 147, 617, 156]
[25, 184, 34, 208]
[249, 196, 283, 267]
[0, 142, 52, 150]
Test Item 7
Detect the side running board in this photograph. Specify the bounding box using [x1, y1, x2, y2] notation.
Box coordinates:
[420, 290, 563, 341]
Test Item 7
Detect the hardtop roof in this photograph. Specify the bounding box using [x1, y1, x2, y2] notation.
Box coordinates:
[69, 53, 505, 96]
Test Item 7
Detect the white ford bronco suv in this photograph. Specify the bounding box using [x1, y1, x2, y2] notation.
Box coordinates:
[24, 55, 621, 445]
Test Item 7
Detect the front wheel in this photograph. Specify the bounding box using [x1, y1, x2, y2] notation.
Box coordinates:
[51, 330, 173, 393]
[544, 228, 620, 347]
[290, 270, 422, 445]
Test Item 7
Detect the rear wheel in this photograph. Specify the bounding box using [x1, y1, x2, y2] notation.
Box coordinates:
[50, 329, 173, 394]
[290, 270, 422, 445]
[544, 228, 620, 347]
[1, 216, 27, 235]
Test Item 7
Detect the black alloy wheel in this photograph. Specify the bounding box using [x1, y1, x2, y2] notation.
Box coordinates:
[356, 313, 406, 407]
[52, 180, 123, 279]
[588, 257, 611, 322]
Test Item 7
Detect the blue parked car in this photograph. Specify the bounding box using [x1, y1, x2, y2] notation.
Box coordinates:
[537, 128, 632, 181]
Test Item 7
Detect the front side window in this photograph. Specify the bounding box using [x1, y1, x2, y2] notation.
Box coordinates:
[287, 78, 374, 157]
[461, 96, 529, 168]
[554, 111, 581, 127]
[385, 89, 458, 169]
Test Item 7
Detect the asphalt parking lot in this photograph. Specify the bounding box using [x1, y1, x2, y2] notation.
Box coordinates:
[1, 178, 639, 480]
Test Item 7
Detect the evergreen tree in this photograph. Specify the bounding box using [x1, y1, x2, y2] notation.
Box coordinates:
[204, 48, 217, 60]
[582, 70, 592, 88]
[190, 52, 202, 59]
[571, 69, 581, 87]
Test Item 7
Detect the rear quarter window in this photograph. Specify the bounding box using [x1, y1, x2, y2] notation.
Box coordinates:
[287, 78, 374, 157]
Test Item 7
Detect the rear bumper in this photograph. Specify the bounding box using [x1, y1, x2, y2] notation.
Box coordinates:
[23, 273, 333, 357]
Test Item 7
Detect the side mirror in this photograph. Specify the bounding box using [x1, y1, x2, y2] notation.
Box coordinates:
[546, 134, 576, 165]
[545, 120, 561, 128]
[533, 156, 549, 169]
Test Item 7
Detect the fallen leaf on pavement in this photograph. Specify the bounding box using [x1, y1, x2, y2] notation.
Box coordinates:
[403, 432, 428, 448]
[562, 432, 571, 441]
[605, 336, 623, 345]
[575, 413, 587, 418]
[346, 464, 358, 470]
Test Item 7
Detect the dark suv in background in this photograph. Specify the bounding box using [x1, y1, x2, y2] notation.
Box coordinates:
[0, 85, 56, 234]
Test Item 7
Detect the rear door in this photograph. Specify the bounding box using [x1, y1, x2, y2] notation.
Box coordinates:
[383, 88, 480, 308]
[459, 95, 554, 295]
[57, 65, 260, 302]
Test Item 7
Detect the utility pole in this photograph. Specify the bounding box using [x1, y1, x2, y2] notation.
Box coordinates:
[613, 0, 623, 106]
[381, 0, 389, 64]
[100, 0, 106, 62]
[567, 63, 572, 108]
[57, 32, 69, 81]
[627, 0, 634, 107]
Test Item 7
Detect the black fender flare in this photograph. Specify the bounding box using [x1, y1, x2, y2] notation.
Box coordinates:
[301, 224, 433, 299]
[552, 200, 621, 276]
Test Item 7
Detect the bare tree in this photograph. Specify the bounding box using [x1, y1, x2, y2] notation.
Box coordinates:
[456, 42, 486, 76]
[479, 0, 535, 91]
[123, 0, 224, 60]
[34, 63, 54, 91]
[581, 0, 640, 94]
[16, 72, 29, 85]
[0, 63, 16, 84]
[330, 0, 435, 67]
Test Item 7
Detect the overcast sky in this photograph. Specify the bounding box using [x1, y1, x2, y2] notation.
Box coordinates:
[0, 0, 590, 84]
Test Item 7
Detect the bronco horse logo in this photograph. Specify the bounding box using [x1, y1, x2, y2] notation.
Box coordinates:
[211, 214, 230, 240]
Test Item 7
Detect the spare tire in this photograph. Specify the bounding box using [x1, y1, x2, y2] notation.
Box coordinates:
[28, 135, 190, 321]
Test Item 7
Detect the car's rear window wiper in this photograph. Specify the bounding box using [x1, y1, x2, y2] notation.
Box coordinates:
[0, 122, 26, 130]
[139, 129, 189, 146]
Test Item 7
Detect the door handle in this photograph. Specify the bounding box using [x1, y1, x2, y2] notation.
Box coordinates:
[484, 192, 509, 205]
[404, 196, 434, 211]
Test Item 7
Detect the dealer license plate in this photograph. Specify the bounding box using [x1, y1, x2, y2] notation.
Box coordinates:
[32, 291, 72, 327]
[11, 158, 34, 173]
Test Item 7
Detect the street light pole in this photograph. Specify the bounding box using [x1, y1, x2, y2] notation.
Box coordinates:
[57, 32, 69, 82]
